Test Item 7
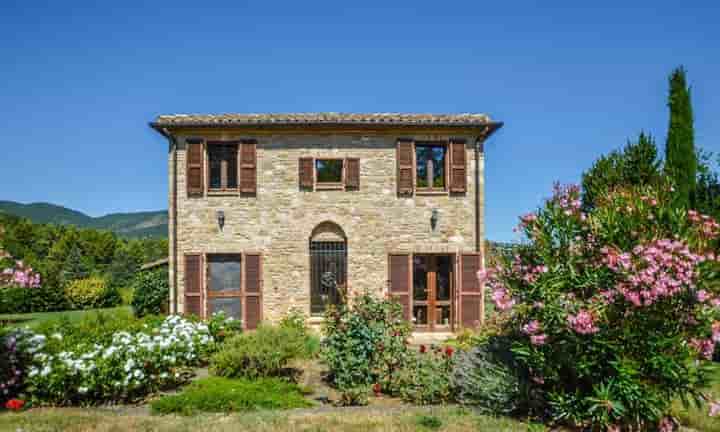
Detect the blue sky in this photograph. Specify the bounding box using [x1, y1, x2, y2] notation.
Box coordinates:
[0, 1, 718, 241]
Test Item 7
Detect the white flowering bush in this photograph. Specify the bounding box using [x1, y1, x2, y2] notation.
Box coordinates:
[17, 315, 221, 405]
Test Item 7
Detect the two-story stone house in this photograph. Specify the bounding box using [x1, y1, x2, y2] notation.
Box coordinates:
[150, 113, 502, 333]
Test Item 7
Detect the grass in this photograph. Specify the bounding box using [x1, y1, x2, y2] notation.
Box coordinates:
[0, 406, 529, 432]
[0, 306, 131, 328]
[672, 366, 720, 432]
[150, 377, 314, 415]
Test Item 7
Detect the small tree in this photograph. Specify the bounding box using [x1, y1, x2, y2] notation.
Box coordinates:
[665, 66, 697, 208]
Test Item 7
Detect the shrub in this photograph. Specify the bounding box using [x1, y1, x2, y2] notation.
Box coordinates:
[394, 345, 454, 405]
[64, 276, 119, 310]
[210, 323, 312, 379]
[279, 308, 320, 358]
[321, 292, 412, 394]
[0, 328, 34, 405]
[0, 261, 65, 314]
[336, 385, 370, 407]
[131, 268, 169, 317]
[482, 182, 720, 430]
[206, 311, 243, 344]
[18, 315, 227, 405]
[150, 376, 312, 415]
[451, 336, 527, 415]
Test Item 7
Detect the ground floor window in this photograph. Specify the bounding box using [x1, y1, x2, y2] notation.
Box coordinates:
[310, 241, 347, 315]
[207, 254, 242, 320]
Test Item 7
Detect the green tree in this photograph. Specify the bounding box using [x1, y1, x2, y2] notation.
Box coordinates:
[664, 66, 697, 208]
[61, 243, 91, 283]
[696, 150, 720, 217]
[582, 132, 660, 208]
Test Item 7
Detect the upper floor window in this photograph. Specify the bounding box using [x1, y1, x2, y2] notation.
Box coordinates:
[299, 157, 360, 191]
[316, 159, 344, 186]
[208, 143, 239, 191]
[415, 143, 446, 191]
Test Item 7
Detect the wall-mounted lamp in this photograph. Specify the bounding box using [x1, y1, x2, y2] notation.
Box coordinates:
[216, 210, 225, 231]
[430, 208, 439, 231]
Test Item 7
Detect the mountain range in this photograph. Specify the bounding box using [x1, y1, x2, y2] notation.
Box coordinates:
[0, 201, 168, 238]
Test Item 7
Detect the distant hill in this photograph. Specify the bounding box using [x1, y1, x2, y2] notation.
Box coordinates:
[0, 201, 167, 238]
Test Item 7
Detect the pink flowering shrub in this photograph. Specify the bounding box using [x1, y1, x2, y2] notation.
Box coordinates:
[483, 182, 720, 430]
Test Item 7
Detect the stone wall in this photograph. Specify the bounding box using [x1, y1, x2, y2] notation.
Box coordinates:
[170, 132, 485, 323]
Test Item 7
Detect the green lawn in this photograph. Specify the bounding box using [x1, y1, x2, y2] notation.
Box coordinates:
[0, 306, 132, 328]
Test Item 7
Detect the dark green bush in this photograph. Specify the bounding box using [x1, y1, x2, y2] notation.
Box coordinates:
[451, 336, 528, 415]
[321, 292, 412, 394]
[0, 285, 68, 314]
[210, 323, 313, 379]
[130, 268, 169, 317]
[395, 346, 454, 405]
[150, 377, 312, 415]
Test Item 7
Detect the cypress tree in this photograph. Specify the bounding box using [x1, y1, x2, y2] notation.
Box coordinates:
[665, 66, 697, 208]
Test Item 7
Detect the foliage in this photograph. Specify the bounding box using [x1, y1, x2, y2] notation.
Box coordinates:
[210, 322, 314, 379]
[336, 385, 370, 407]
[279, 308, 320, 358]
[150, 376, 312, 415]
[416, 414, 443, 430]
[13, 314, 229, 405]
[665, 66, 697, 208]
[0, 261, 66, 314]
[64, 276, 120, 310]
[482, 182, 720, 430]
[130, 268, 169, 317]
[451, 336, 527, 415]
[0, 213, 167, 314]
[205, 311, 243, 344]
[394, 345, 454, 405]
[696, 150, 720, 219]
[582, 132, 661, 209]
[321, 292, 412, 394]
[0, 328, 33, 405]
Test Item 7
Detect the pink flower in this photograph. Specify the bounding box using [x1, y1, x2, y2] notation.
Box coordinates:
[531, 375, 545, 384]
[530, 334, 547, 345]
[491, 288, 515, 311]
[709, 400, 720, 417]
[607, 425, 621, 432]
[658, 417, 675, 432]
[522, 320, 540, 335]
[690, 338, 715, 360]
[713, 322, 720, 343]
[697, 290, 710, 302]
[567, 310, 599, 335]
[476, 269, 488, 284]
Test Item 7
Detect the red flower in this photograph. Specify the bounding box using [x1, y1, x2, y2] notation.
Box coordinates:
[5, 399, 25, 411]
[444, 346, 454, 357]
[372, 383, 381, 395]
[419, 345, 427, 354]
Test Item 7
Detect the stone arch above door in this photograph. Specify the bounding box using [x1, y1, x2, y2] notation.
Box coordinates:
[310, 221, 347, 242]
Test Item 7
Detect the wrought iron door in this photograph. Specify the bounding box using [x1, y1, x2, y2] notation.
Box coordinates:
[310, 241, 347, 315]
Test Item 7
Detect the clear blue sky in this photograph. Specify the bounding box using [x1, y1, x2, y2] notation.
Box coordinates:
[1, 1, 718, 241]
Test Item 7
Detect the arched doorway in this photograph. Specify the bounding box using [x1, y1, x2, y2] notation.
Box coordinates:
[309, 222, 347, 316]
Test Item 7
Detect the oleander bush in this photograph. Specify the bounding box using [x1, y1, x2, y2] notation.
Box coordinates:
[482, 182, 720, 430]
[210, 321, 314, 379]
[321, 293, 412, 396]
[131, 268, 169, 317]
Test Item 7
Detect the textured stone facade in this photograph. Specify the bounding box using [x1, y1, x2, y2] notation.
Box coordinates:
[169, 131, 485, 324]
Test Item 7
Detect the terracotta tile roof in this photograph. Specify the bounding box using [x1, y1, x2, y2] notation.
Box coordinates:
[151, 112, 497, 128]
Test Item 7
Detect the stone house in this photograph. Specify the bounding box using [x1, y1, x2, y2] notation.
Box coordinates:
[150, 113, 503, 333]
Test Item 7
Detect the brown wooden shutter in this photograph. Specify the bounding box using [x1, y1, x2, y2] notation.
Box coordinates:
[184, 254, 204, 318]
[186, 139, 204, 197]
[450, 139, 467, 193]
[345, 158, 360, 190]
[243, 253, 262, 330]
[396, 139, 414, 196]
[299, 157, 314, 190]
[388, 254, 412, 321]
[459, 252, 483, 329]
[239, 140, 257, 194]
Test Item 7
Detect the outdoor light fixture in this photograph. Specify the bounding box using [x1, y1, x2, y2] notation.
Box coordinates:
[431, 208, 439, 231]
[216, 210, 225, 231]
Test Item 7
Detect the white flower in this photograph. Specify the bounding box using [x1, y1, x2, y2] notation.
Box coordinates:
[40, 365, 51, 377]
[51, 333, 63, 340]
[78, 386, 88, 394]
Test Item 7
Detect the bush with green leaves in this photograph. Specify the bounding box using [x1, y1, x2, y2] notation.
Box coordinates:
[394, 345, 455, 405]
[131, 268, 169, 317]
[451, 335, 527, 415]
[482, 182, 720, 430]
[321, 292, 412, 394]
[64, 276, 120, 310]
[210, 322, 313, 379]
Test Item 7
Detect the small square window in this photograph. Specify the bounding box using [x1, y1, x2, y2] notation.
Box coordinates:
[415, 143, 446, 190]
[316, 159, 343, 184]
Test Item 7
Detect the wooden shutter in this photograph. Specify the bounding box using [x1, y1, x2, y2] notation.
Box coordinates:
[459, 252, 483, 329]
[186, 139, 204, 197]
[388, 254, 412, 321]
[243, 253, 263, 330]
[184, 254, 204, 318]
[239, 140, 257, 194]
[299, 157, 314, 190]
[450, 139, 467, 193]
[345, 158, 360, 190]
[396, 139, 414, 196]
